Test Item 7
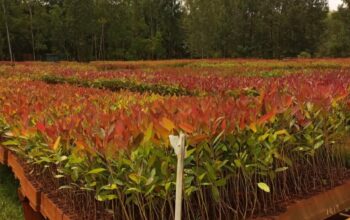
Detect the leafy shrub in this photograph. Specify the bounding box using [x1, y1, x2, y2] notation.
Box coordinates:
[298, 51, 312, 58]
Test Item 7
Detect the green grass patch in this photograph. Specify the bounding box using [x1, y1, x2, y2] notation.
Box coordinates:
[0, 165, 23, 220]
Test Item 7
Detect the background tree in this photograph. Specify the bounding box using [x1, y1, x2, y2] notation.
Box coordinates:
[318, 0, 350, 57]
[1, 0, 13, 61]
[0, 0, 348, 60]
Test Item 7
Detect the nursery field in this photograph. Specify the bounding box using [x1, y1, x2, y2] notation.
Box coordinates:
[0, 59, 350, 220]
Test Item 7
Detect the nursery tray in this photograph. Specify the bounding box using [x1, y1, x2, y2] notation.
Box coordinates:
[262, 181, 350, 220]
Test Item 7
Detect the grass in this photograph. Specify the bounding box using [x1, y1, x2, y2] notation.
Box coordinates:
[0, 165, 23, 220]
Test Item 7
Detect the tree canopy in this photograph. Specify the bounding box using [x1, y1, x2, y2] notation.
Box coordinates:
[0, 0, 349, 61]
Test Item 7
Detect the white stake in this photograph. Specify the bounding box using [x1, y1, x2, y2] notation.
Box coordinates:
[169, 133, 186, 220]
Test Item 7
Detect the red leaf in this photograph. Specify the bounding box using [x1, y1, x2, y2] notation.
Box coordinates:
[179, 122, 195, 134]
[257, 108, 276, 125]
[189, 134, 208, 145]
[284, 96, 293, 108]
[115, 121, 125, 136]
[36, 123, 46, 133]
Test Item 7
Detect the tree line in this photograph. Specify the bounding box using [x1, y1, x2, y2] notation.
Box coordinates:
[0, 0, 349, 61]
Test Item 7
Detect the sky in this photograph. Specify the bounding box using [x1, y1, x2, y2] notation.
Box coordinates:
[329, 0, 343, 11]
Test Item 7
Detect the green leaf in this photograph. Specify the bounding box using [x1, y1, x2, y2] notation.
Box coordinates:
[234, 159, 242, 168]
[2, 140, 19, 146]
[125, 187, 141, 194]
[213, 130, 225, 145]
[186, 148, 196, 158]
[87, 168, 107, 175]
[185, 176, 194, 187]
[185, 186, 198, 197]
[315, 134, 323, 140]
[59, 185, 72, 190]
[142, 123, 153, 144]
[128, 173, 140, 184]
[215, 178, 226, 187]
[274, 129, 289, 136]
[101, 184, 117, 190]
[97, 194, 118, 201]
[204, 162, 216, 181]
[114, 179, 124, 186]
[314, 140, 324, 150]
[258, 133, 269, 142]
[274, 152, 293, 166]
[165, 182, 172, 192]
[198, 173, 206, 182]
[268, 134, 277, 143]
[275, 167, 289, 172]
[247, 136, 256, 147]
[211, 186, 220, 202]
[293, 146, 310, 152]
[161, 161, 168, 176]
[39, 157, 52, 163]
[54, 175, 65, 179]
[89, 182, 97, 187]
[71, 169, 79, 181]
[146, 169, 156, 185]
[257, 182, 270, 193]
[145, 185, 155, 196]
[58, 156, 68, 162]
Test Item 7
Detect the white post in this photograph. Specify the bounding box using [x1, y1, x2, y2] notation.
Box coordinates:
[169, 133, 185, 220]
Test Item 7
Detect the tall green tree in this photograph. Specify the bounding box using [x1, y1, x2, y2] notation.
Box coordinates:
[318, 1, 350, 57]
[1, 0, 12, 61]
[0, 0, 347, 60]
[64, 0, 95, 61]
[184, 0, 328, 58]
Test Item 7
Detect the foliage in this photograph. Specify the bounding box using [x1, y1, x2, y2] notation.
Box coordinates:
[2, 59, 350, 96]
[298, 52, 312, 58]
[40, 74, 194, 96]
[0, 60, 349, 219]
[318, 5, 350, 57]
[0, 0, 185, 61]
[1, 0, 349, 60]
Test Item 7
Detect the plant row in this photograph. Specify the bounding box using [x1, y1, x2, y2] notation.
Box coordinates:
[0, 78, 349, 219]
[39, 71, 350, 100]
[92, 59, 350, 71]
[2, 61, 350, 96]
[40, 75, 194, 96]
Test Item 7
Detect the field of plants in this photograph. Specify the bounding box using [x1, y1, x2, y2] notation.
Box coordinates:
[0, 59, 350, 220]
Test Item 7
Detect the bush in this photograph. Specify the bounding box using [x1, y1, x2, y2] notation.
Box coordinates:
[297, 51, 312, 58]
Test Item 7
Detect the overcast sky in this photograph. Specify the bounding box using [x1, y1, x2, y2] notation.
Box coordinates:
[329, 0, 343, 10]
